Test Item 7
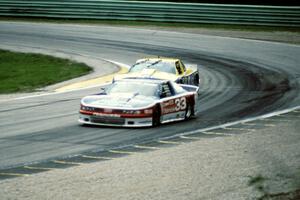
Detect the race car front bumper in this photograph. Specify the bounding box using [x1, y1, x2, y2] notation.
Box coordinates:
[79, 114, 153, 127]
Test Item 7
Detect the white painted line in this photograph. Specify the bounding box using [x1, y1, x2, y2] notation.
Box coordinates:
[134, 145, 160, 150]
[53, 160, 81, 165]
[158, 140, 181, 145]
[105, 59, 131, 69]
[81, 155, 112, 160]
[109, 150, 135, 154]
[24, 166, 53, 170]
[202, 131, 234, 136]
[0, 172, 29, 177]
[263, 124, 276, 127]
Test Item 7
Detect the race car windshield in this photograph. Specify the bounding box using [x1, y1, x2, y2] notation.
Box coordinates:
[106, 81, 159, 97]
[129, 60, 176, 74]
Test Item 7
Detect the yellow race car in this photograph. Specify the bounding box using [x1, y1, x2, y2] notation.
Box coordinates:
[113, 57, 200, 86]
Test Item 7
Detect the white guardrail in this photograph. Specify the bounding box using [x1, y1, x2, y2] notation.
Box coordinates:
[0, 0, 299, 27]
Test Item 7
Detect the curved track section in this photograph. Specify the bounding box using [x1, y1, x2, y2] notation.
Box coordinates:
[0, 22, 299, 170]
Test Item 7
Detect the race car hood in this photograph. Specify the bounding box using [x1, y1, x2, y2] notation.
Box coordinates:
[114, 69, 178, 82]
[81, 93, 158, 109]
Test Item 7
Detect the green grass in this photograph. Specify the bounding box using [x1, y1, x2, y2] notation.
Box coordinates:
[1, 17, 300, 33]
[0, 49, 92, 94]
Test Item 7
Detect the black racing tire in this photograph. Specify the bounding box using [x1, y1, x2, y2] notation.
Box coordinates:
[185, 103, 194, 120]
[194, 74, 200, 86]
[152, 104, 161, 127]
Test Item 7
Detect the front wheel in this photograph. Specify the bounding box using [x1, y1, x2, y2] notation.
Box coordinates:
[152, 105, 161, 126]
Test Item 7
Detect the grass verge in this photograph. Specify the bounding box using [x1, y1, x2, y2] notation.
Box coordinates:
[248, 175, 300, 200]
[0, 49, 92, 94]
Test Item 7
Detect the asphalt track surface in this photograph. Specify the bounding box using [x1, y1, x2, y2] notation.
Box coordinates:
[0, 22, 299, 170]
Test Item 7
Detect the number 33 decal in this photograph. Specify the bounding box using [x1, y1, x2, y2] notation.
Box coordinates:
[175, 97, 186, 111]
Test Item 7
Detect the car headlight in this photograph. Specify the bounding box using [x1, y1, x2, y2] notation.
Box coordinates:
[81, 105, 95, 111]
[123, 110, 141, 114]
[122, 108, 153, 116]
[144, 109, 153, 114]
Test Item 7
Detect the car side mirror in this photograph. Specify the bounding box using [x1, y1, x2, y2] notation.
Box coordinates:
[99, 87, 106, 94]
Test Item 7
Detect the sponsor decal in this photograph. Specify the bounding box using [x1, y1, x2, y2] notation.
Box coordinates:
[162, 97, 186, 114]
[163, 107, 177, 114]
[175, 97, 187, 111]
[162, 99, 174, 107]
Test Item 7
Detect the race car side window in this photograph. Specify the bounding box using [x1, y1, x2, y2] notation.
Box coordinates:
[170, 82, 186, 94]
[175, 61, 183, 75]
[160, 83, 172, 98]
[180, 61, 186, 72]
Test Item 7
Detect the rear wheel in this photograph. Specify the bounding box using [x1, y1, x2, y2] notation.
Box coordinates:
[194, 74, 200, 86]
[152, 105, 161, 126]
[185, 104, 194, 119]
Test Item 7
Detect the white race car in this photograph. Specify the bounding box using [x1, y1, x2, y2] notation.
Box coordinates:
[79, 78, 198, 127]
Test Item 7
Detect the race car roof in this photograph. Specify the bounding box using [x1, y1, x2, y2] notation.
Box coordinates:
[137, 57, 179, 63]
[116, 77, 168, 84]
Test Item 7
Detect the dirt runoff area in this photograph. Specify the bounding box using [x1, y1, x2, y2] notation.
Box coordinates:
[0, 115, 300, 200]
